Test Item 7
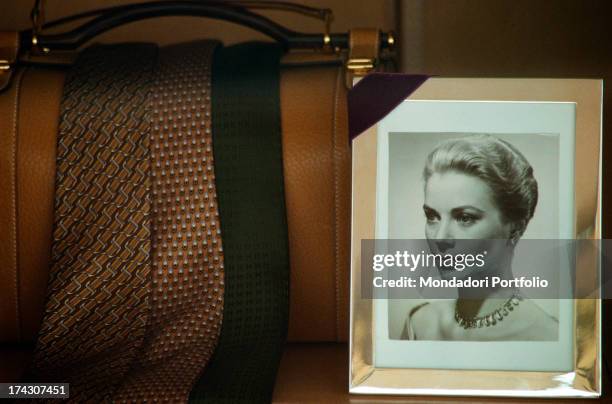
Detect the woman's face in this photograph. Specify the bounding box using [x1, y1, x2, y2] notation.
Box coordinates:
[423, 170, 513, 276]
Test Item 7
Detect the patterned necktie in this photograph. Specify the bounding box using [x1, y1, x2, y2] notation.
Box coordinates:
[113, 40, 224, 403]
[29, 44, 156, 402]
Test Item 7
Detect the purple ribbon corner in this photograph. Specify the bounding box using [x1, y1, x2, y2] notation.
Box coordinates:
[348, 73, 430, 143]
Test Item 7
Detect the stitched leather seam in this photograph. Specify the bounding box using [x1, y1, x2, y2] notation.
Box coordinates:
[11, 67, 26, 342]
[332, 66, 342, 341]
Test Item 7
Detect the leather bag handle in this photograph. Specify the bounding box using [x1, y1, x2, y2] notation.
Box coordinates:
[22, 0, 395, 52]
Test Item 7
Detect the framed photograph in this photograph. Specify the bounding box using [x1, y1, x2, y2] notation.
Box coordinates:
[349, 77, 602, 397]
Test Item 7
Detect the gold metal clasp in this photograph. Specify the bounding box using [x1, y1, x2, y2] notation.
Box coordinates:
[0, 60, 10, 71]
[345, 57, 376, 88]
[345, 29, 380, 87]
[346, 57, 375, 73]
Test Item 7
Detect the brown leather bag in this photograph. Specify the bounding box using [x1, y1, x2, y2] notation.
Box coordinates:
[0, 1, 393, 382]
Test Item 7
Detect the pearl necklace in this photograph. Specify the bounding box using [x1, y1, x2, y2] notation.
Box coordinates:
[454, 293, 523, 329]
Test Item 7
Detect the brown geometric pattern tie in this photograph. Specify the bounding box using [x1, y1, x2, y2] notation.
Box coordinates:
[29, 44, 156, 402]
[113, 41, 224, 402]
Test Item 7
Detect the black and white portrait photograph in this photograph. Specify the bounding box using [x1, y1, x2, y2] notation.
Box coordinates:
[366, 98, 578, 373]
[387, 132, 560, 342]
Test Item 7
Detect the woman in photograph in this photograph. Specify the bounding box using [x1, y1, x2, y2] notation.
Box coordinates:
[401, 134, 558, 341]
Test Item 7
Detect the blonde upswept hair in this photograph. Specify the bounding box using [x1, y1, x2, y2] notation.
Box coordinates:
[423, 134, 538, 237]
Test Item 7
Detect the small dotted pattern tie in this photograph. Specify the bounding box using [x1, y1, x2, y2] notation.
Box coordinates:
[28, 44, 156, 402]
[113, 40, 224, 403]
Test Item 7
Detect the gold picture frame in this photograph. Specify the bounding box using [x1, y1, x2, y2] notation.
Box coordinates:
[349, 78, 602, 398]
